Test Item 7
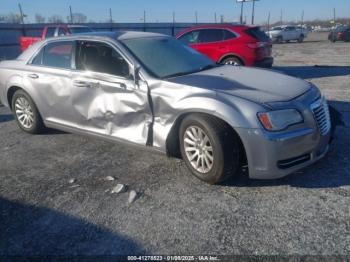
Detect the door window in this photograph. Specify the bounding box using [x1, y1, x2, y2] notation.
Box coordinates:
[198, 29, 224, 43]
[57, 27, 66, 36]
[31, 41, 73, 69]
[75, 41, 130, 78]
[178, 30, 200, 44]
[223, 30, 237, 40]
[46, 27, 56, 38]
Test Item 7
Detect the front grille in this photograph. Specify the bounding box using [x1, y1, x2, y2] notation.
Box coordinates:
[310, 98, 331, 136]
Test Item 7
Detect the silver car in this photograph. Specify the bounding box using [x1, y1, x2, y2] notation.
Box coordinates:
[0, 31, 331, 184]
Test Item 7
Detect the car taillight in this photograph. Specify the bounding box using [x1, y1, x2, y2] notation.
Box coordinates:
[246, 42, 266, 49]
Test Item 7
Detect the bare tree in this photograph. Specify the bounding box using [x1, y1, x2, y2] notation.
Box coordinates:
[48, 15, 64, 23]
[35, 14, 46, 23]
[0, 13, 22, 23]
[67, 13, 87, 24]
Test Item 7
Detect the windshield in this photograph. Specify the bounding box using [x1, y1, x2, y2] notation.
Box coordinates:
[121, 36, 215, 78]
[69, 27, 94, 34]
[271, 27, 282, 31]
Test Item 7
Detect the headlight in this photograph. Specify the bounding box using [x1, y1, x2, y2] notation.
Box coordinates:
[258, 109, 303, 131]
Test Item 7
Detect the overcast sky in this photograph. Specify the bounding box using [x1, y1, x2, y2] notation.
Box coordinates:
[1, 0, 349, 24]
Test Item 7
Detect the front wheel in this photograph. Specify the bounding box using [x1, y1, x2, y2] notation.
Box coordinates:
[298, 35, 304, 43]
[12, 89, 45, 134]
[179, 114, 240, 184]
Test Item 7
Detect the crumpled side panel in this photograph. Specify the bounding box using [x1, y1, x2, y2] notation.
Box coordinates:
[70, 81, 152, 146]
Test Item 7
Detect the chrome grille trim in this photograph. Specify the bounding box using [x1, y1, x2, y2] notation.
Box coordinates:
[310, 98, 331, 136]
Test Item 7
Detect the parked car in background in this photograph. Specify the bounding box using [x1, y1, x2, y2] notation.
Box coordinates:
[177, 24, 273, 68]
[267, 25, 308, 43]
[0, 32, 331, 184]
[328, 25, 350, 42]
[20, 25, 94, 51]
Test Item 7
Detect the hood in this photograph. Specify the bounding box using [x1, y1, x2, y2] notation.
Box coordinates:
[167, 65, 311, 104]
[268, 30, 281, 35]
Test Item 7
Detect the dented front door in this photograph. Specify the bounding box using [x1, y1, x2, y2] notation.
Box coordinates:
[70, 71, 153, 145]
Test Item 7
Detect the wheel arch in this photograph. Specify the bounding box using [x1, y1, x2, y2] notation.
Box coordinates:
[7, 86, 23, 110]
[219, 53, 245, 66]
[166, 111, 247, 166]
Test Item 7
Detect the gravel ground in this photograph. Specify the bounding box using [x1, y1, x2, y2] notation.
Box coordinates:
[0, 32, 349, 256]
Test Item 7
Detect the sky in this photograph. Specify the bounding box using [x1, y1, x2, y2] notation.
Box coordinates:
[0, 0, 349, 24]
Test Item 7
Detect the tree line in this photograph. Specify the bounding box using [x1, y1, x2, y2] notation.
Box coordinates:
[0, 13, 90, 24]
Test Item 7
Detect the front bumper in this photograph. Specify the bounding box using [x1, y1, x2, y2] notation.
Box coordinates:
[254, 57, 274, 68]
[236, 126, 331, 180]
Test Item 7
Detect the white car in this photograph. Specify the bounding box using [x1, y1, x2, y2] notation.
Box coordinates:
[268, 25, 308, 43]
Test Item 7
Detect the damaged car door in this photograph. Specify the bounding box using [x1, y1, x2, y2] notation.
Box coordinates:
[69, 40, 153, 145]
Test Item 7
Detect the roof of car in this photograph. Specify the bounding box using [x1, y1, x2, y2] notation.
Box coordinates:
[67, 31, 168, 40]
[182, 24, 254, 30]
[176, 24, 257, 36]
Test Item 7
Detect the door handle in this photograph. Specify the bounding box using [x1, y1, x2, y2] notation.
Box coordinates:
[28, 74, 39, 79]
[73, 80, 96, 88]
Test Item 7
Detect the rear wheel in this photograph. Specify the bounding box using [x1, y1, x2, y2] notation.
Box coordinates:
[276, 36, 283, 44]
[297, 35, 304, 43]
[11, 90, 45, 134]
[221, 56, 243, 66]
[179, 114, 240, 184]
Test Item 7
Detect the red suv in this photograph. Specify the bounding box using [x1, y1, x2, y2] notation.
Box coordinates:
[177, 24, 273, 68]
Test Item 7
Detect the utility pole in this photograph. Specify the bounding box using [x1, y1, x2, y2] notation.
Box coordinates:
[215, 12, 217, 23]
[251, 0, 256, 25]
[280, 9, 283, 25]
[69, 6, 73, 23]
[195, 11, 198, 24]
[172, 11, 175, 36]
[240, 1, 244, 24]
[109, 8, 113, 23]
[18, 3, 25, 24]
[18, 3, 26, 36]
[143, 10, 146, 32]
[301, 10, 304, 25]
[333, 8, 336, 23]
[267, 11, 270, 32]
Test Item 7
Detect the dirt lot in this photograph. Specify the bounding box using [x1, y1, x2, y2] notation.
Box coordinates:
[0, 32, 349, 256]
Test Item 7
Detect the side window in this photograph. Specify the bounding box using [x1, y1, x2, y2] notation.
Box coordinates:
[33, 41, 73, 69]
[46, 27, 56, 38]
[31, 48, 44, 65]
[198, 29, 224, 43]
[223, 30, 237, 41]
[178, 30, 200, 44]
[58, 27, 66, 36]
[76, 41, 130, 78]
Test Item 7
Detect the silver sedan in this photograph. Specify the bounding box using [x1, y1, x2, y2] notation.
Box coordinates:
[0, 31, 331, 184]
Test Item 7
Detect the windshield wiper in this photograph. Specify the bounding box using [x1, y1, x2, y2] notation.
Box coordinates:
[164, 64, 217, 79]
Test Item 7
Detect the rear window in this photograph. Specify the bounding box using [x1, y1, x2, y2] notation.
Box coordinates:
[245, 27, 270, 42]
[198, 29, 224, 43]
[69, 27, 94, 34]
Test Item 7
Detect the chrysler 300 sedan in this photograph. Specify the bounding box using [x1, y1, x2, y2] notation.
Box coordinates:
[0, 31, 331, 184]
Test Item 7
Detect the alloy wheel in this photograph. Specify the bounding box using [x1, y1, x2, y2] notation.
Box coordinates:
[15, 97, 35, 129]
[183, 126, 214, 173]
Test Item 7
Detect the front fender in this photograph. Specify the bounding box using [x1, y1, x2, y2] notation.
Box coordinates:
[151, 85, 264, 151]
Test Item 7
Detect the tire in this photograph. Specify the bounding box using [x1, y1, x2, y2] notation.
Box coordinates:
[11, 89, 45, 134]
[179, 114, 240, 184]
[297, 35, 304, 43]
[276, 36, 283, 44]
[221, 56, 243, 66]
